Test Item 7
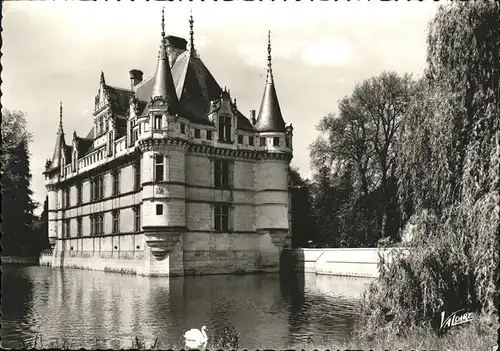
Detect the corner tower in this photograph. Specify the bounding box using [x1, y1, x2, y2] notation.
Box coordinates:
[254, 31, 293, 267]
[43, 103, 66, 260]
[137, 8, 186, 276]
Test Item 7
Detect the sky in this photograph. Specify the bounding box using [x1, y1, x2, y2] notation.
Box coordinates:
[1, 0, 441, 215]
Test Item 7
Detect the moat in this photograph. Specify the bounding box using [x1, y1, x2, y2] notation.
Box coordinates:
[1, 266, 370, 349]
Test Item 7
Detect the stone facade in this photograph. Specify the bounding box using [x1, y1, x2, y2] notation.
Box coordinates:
[43, 15, 293, 276]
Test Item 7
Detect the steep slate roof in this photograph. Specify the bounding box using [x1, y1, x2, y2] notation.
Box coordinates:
[45, 103, 67, 173]
[133, 49, 255, 130]
[254, 31, 286, 133]
[64, 144, 73, 163]
[75, 137, 94, 156]
[106, 85, 134, 116]
[79, 35, 256, 150]
[150, 37, 180, 112]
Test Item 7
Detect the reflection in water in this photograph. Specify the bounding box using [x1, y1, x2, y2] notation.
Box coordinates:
[1, 267, 370, 349]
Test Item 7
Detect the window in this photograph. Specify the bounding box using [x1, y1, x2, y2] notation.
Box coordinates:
[206, 130, 212, 140]
[273, 137, 280, 147]
[194, 129, 200, 138]
[249, 136, 254, 146]
[133, 206, 141, 232]
[214, 203, 230, 233]
[99, 177, 104, 199]
[77, 217, 82, 237]
[218, 116, 232, 143]
[154, 154, 164, 182]
[180, 123, 186, 134]
[91, 176, 104, 201]
[134, 160, 141, 190]
[214, 160, 230, 189]
[112, 210, 120, 234]
[260, 137, 266, 147]
[154, 115, 162, 130]
[129, 121, 135, 146]
[64, 219, 71, 238]
[133, 129, 139, 143]
[112, 170, 120, 196]
[285, 137, 290, 147]
[90, 215, 103, 236]
[98, 213, 104, 235]
[77, 184, 82, 205]
[238, 135, 244, 144]
[156, 204, 163, 215]
[64, 188, 70, 208]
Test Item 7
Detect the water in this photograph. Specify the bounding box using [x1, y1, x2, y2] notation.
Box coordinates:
[1, 266, 371, 349]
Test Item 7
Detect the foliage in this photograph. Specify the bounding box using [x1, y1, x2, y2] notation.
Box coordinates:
[357, 0, 500, 340]
[1, 109, 39, 257]
[310, 71, 415, 246]
[35, 196, 51, 251]
[211, 325, 241, 350]
[1, 108, 33, 172]
[288, 167, 316, 248]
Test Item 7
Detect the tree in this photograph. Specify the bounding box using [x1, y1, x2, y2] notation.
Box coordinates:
[288, 167, 316, 248]
[310, 71, 414, 245]
[36, 196, 50, 251]
[357, 1, 500, 339]
[1, 109, 38, 257]
[1, 108, 32, 172]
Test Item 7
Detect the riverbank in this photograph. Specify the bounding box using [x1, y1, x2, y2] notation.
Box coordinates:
[1, 256, 39, 265]
[14, 316, 497, 350]
[322, 319, 497, 351]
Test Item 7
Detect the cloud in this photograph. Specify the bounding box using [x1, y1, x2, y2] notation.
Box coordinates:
[301, 37, 353, 67]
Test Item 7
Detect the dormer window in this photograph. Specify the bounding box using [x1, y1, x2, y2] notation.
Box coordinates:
[218, 116, 232, 143]
[154, 115, 162, 130]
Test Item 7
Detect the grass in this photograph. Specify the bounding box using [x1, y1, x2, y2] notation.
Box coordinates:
[299, 318, 498, 351]
[6, 317, 497, 350]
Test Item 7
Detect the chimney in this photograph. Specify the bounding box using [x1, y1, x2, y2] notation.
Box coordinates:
[249, 110, 256, 124]
[129, 69, 144, 89]
[165, 35, 188, 65]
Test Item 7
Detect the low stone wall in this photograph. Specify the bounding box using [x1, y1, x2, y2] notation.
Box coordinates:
[44, 232, 284, 276]
[281, 247, 409, 278]
[2, 256, 39, 265]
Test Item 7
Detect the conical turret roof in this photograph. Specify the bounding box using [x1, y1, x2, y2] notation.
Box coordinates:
[254, 31, 286, 133]
[45, 102, 67, 173]
[150, 8, 179, 112]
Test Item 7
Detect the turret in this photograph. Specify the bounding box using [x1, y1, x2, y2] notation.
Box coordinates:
[254, 32, 292, 263]
[139, 8, 186, 275]
[254, 31, 286, 134]
[150, 8, 179, 113]
[44, 102, 66, 174]
[44, 102, 66, 250]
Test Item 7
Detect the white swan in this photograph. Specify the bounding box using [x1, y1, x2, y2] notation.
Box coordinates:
[183, 325, 208, 343]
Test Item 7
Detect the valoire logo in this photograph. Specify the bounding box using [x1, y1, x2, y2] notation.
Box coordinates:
[439, 309, 474, 330]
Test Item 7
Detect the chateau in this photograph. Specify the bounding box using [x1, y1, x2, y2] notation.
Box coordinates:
[43, 11, 293, 276]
